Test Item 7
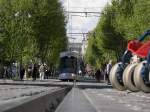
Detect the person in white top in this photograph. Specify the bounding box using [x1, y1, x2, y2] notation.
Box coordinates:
[105, 60, 112, 84]
[39, 64, 45, 80]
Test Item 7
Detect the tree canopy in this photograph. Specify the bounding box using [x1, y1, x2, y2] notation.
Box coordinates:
[0, 0, 67, 67]
[85, 0, 150, 69]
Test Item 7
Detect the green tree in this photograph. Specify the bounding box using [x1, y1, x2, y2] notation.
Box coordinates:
[31, 0, 67, 64]
[0, 0, 67, 68]
[85, 0, 150, 69]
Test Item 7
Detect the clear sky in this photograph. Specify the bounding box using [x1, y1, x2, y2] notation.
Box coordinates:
[60, 0, 111, 43]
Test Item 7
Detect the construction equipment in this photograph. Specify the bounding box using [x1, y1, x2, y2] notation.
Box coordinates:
[109, 30, 150, 93]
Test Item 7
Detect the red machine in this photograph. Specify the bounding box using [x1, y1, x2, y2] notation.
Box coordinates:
[128, 40, 150, 58]
[109, 30, 150, 93]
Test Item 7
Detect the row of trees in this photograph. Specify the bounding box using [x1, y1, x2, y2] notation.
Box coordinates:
[85, 0, 150, 69]
[0, 0, 67, 68]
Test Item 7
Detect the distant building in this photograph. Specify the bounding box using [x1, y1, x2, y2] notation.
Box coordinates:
[68, 33, 90, 58]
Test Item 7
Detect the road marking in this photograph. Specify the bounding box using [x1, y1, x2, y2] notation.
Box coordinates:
[82, 90, 101, 112]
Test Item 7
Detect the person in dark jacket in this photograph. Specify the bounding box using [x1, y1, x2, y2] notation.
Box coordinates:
[32, 64, 38, 81]
[20, 65, 25, 80]
[95, 69, 101, 82]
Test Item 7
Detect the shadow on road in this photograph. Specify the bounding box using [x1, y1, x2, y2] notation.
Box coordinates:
[78, 84, 112, 90]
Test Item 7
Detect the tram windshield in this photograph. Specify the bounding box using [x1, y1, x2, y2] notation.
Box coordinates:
[59, 56, 77, 73]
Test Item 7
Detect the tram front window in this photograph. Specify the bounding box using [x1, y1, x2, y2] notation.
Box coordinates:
[60, 56, 77, 73]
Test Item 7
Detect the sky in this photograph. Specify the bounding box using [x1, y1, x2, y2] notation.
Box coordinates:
[60, 0, 111, 43]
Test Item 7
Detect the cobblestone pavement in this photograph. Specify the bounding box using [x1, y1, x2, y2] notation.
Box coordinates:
[83, 88, 150, 112]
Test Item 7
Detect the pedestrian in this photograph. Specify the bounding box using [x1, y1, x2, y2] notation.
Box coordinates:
[20, 65, 25, 80]
[0, 61, 4, 78]
[7, 66, 12, 79]
[32, 64, 38, 81]
[27, 64, 33, 78]
[39, 64, 45, 80]
[3, 66, 7, 79]
[95, 69, 101, 82]
[78, 69, 82, 76]
[105, 60, 112, 84]
[100, 64, 106, 82]
[44, 64, 49, 79]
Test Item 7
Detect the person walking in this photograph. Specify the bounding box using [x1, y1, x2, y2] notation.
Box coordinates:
[105, 60, 112, 84]
[3, 66, 7, 79]
[32, 64, 38, 81]
[95, 69, 101, 82]
[27, 64, 33, 78]
[39, 64, 45, 80]
[20, 65, 25, 81]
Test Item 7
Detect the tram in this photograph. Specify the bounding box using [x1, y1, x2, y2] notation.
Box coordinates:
[58, 51, 79, 81]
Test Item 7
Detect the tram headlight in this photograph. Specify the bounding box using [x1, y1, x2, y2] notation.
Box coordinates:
[72, 74, 75, 77]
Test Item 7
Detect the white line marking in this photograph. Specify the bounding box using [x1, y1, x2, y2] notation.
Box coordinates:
[82, 90, 101, 112]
